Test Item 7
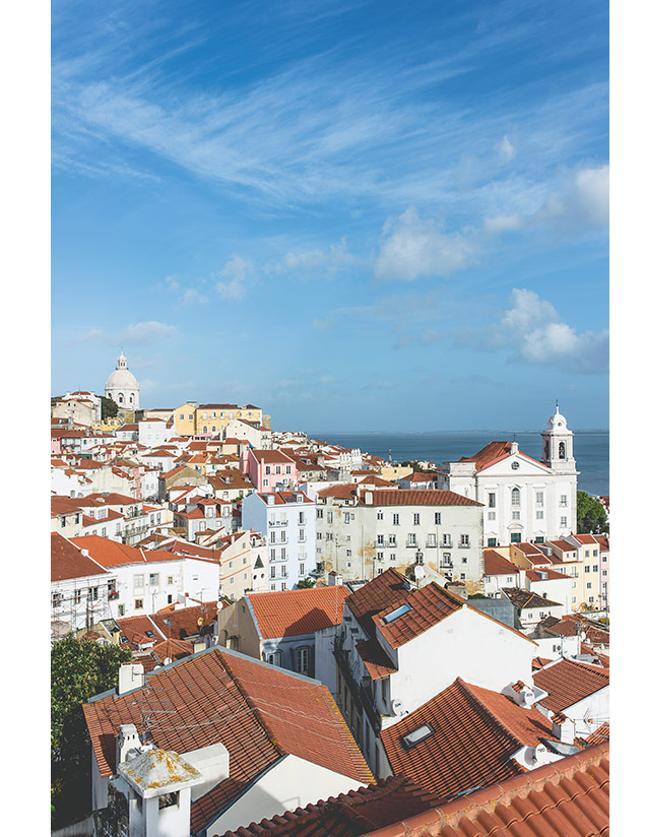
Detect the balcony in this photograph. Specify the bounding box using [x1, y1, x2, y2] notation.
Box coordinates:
[333, 640, 382, 734]
[269, 520, 288, 527]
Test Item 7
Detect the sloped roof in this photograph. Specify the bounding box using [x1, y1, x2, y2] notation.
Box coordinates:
[366, 743, 609, 837]
[356, 637, 398, 680]
[360, 490, 482, 507]
[533, 659, 609, 712]
[502, 588, 562, 611]
[374, 582, 464, 649]
[51, 532, 108, 581]
[345, 568, 413, 637]
[71, 536, 190, 567]
[248, 586, 349, 639]
[460, 441, 548, 473]
[83, 648, 372, 832]
[381, 678, 555, 802]
[219, 775, 442, 836]
[483, 550, 518, 577]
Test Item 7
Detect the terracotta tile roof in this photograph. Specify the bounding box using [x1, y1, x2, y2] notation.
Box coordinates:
[152, 637, 194, 662]
[51, 496, 85, 516]
[345, 569, 414, 637]
[250, 449, 296, 464]
[374, 582, 464, 649]
[531, 656, 552, 671]
[525, 567, 567, 582]
[356, 637, 398, 680]
[317, 484, 358, 500]
[515, 542, 546, 556]
[360, 490, 483, 507]
[533, 659, 609, 713]
[256, 491, 313, 505]
[502, 588, 562, 611]
[247, 586, 349, 639]
[595, 534, 609, 550]
[540, 615, 610, 647]
[573, 533, 600, 545]
[218, 775, 442, 836]
[71, 536, 185, 567]
[460, 440, 549, 473]
[483, 550, 518, 577]
[585, 721, 609, 746]
[367, 743, 609, 837]
[549, 538, 578, 553]
[381, 678, 555, 802]
[51, 533, 109, 581]
[151, 601, 218, 640]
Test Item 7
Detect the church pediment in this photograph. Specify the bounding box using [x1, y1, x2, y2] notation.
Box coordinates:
[478, 452, 552, 477]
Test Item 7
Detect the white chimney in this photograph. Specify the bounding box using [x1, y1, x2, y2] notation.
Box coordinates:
[266, 494, 275, 506]
[328, 572, 343, 587]
[118, 663, 144, 696]
[552, 713, 575, 744]
[116, 723, 141, 767]
[364, 491, 373, 505]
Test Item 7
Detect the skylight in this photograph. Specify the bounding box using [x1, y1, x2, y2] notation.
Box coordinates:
[401, 724, 434, 749]
[382, 603, 412, 624]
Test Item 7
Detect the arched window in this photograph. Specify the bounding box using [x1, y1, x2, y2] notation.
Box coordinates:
[129, 394, 134, 404]
[558, 441, 566, 459]
[118, 393, 124, 404]
[511, 487, 520, 506]
[203, 426, 208, 433]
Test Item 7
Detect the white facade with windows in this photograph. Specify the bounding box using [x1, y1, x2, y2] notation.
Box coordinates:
[316, 490, 484, 582]
[241, 492, 317, 590]
[441, 408, 578, 547]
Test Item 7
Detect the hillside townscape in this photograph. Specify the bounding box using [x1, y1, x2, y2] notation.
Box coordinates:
[50, 354, 610, 836]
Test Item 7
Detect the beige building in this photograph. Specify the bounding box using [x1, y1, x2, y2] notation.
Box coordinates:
[195, 403, 265, 435]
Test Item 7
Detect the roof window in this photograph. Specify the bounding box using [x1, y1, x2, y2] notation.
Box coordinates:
[401, 724, 434, 749]
[382, 603, 412, 624]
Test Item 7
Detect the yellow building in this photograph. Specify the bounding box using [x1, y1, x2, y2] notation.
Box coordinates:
[195, 403, 264, 435]
[173, 402, 198, 436]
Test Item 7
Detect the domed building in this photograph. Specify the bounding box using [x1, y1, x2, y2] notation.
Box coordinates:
[105, 352, 140, 410]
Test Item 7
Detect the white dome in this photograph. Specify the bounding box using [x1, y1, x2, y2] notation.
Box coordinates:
[547, 404, 567, 430]
[105, 367, 139, 390]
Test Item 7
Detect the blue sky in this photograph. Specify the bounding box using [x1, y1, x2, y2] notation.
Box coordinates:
[52, 0, 609, 431]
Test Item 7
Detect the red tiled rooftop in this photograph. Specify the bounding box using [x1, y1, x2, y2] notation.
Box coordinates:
[483, 550, 518, 577]
[585, 721, 610, 746]
[374, 582, 464, 649]
[367, 743, 609, 837]
[533, 658, 609, 713]
[51, 532, 108, 581]
[218, 775, 442, 836]
[71, 536, 192, 567]
[360, 490, 483, 508]
[247, 586, 349, 639]
[381, 678, 555, 802]
[356, 637, 398, 680]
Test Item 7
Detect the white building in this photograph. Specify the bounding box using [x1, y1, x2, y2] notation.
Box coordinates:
[440, 407, 578, 548]
[316, 487, 484, 583]
[138, 418, 174, 448]
[105, 352, 140, 411]
[241, 491, 317, 590]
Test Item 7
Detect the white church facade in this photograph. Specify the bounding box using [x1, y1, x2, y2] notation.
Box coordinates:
[439, 406, 578, 547]
[104, 352, 140, 411]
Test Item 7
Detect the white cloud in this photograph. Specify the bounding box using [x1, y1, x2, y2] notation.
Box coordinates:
[374, 208, 475, 281]
[538, 164, 609, 230]
[498, 288, 608, 372]
[483, 213, 523, 234]
[497, 135, 516, 162]
[216, 255, 251, 300]
[279, 239, 356, 276]
[120, 320, 177, 343]
[181, 288, 208, 305]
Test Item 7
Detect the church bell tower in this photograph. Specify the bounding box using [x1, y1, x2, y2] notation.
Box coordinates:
[541, 403, 576, 474]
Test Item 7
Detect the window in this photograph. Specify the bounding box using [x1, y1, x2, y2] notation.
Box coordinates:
[298, 528, 305, 542]
[560, 516, 567, 527]
[286, 465, 291, 474]
[382, 603, 412, 623]
[511, 461, 520, 470]
[585, 566, 590, 573]
[295, 647, 310, 675]
[390, 553, 396, 561]
[511, 533, 522, 543]
[149, 573, 159, 586]
[280, 547, 286, 559]
[377, 534, 384, 545]
[317, 508, 323, 519]
[407, 533, 417, 546]
[327, 512, 333, 524]
[60, 517, 66, 529]
[167, 576, 173, 585]
[536, 510, 544, 520]
[267, 651, 281, 666]
[388, 534, 396, 546]
[134, 574, 144, 589]
[427, 533, 437, 547]
[559, 441, 566, 459]
[511, 487, 520, 506]
[413, 513, 420, 525]
[299, 511, 305, 524]
[275, 465, 281, 475]
[89, 586, 99, 600]
[460, 573, 466, 580]
[377, 510, 384, 520]
[400, 723, 435, 749]
[118, 604, 125, 616]
[487, 511, 496, 520]
[377, 551, 384, 561]
[299, 563, 306, 576]
[587, 582, 592, 589]
[488, 493, 496, 508]
[52, 592, 63, 608]
[346, 548, 352, 557]
[592, 565, 598, 572]
[512, 511, 520, 520]
[316, 532, 322, 541]
[560, 494, 568, 507]
[585, 549, 590, 557]
[434, 512, 442, 525]
[460, 534, 470, 547]
[265, 465, 271, 474]
[442, 534, 451, 546]
[377, 567, 384, 574]
[344, 513, 351, 524]
[74, 589, 82, 605]
[443, 552, 451, 561]
[134, 598, 143, 610]
[270, 566, 276, 578]
[536, 492, 544, 506]
[393, 513, 400, 525]
[487, 538, 497, 547]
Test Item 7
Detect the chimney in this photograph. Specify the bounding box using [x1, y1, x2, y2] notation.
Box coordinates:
[510, 441, 519, 454]
[506, 680, 535, 708]
[328, 571, 343, 587]
[118, 663, 144, 696]
[266, 494, 275, 506]
[116, 723, 142, 767]
[364, 491, 373, 505]
[552, 713, 575, 744]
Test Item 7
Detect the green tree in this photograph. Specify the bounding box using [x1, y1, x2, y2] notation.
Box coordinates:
[100, 395, 118, 420]
[576, 490, 608, 534]
[296, 577, 316, 589]
[51, 636, 131, 826]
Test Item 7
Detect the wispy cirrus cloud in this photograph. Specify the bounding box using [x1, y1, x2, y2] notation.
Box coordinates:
[216, 255, 252, 300]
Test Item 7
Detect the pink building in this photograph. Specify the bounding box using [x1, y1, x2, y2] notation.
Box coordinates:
[244, 449, 298, 493]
